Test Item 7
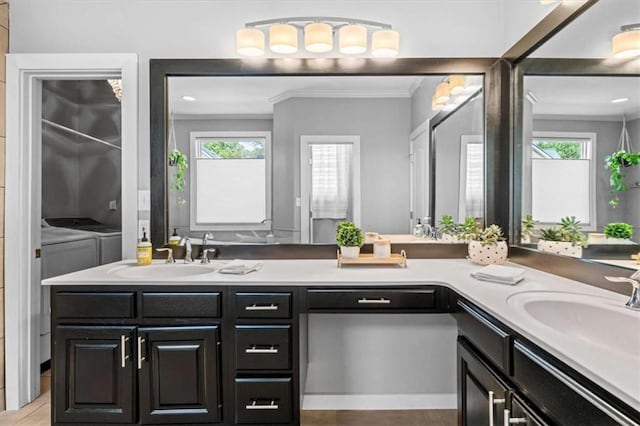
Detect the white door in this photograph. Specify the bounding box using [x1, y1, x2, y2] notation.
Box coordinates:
[411, 127, 430, 227]
[300, 135, 361, 244]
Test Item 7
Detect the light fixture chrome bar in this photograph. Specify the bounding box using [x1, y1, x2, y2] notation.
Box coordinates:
[620, 23, 640, 32]
[245, 16, 392, 30]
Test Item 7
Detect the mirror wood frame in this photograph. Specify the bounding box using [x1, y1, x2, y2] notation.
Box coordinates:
[149, 58, 510, 249]
[512, 58, 640, 254]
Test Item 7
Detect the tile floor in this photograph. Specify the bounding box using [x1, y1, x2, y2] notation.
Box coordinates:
[0, 371, 457, 426]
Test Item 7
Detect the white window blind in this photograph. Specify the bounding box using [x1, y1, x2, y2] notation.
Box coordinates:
[310, 144, 353, 219]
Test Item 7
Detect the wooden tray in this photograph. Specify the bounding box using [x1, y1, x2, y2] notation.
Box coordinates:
[337, 249, 407, 268]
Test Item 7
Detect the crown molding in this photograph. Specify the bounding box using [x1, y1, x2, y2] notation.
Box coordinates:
[173, 113, 273, 120]
[533, 112, 640, 122]
[269, 89, 411, 104]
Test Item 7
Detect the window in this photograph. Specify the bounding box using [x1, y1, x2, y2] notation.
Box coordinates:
[530, 131, 596, 228]
[190, 131, 271, 230]
[458, 136, 484, 222]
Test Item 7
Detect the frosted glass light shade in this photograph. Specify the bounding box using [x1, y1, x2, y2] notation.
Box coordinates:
[236, 28, 265, 57]
[371, 29, 399, 57]
[270, 23, 298, 54]
[449, 75, 465, 95]
[305, 22, 333, 53]
[435, 82, 451, 104]
[339, 24, 367, 54]
[612, 28, 640, 58]
[432, 95, 444, 111]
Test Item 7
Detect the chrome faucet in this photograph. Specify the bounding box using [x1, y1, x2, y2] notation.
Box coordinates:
[179, 237, 193, 263]
[201, 232, 215, 264]
[605, 270, 640, 310]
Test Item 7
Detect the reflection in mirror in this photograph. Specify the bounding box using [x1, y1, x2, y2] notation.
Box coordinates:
[520, 75, 640, 262]
[167, 75, 483, 244]
[433, 92, 484, 225]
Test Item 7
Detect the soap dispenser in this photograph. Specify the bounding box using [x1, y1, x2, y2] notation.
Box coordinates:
[168, 228, 181, 246]
[137, 228, 152, 266]
[413, 218, 425, 238]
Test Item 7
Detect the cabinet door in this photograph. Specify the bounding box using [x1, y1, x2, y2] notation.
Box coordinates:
[139, 326, 222, 424]
[505, 393, 549, 426]
[458, 337, 510, 426]
[53, 326, 135, 424]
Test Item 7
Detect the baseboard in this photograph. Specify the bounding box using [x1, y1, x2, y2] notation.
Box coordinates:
[302, 393, 457, 410]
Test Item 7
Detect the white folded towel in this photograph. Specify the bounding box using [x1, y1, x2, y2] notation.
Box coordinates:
[471, 264, 525, 285]
[217, 260, 263, 275]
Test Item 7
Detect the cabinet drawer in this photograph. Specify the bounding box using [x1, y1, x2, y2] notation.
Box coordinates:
[455, 299, 511, 372]
[236, 326, 291, 370]
[307, 288, 439, 311]
[55, 292, 135, 319]
[235, 293, 291, 319]
[513, 341, 635, 426]
[235, 377, 292, 424]
[142, 292, 220, 318]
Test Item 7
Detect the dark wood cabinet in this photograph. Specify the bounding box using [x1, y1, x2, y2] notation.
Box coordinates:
[53, 325, 136, 424]
[457, 337, 510, 426]
[139, 326, 222, 424]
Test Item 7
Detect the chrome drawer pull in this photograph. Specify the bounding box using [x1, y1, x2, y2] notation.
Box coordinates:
[246, 400, 279, 410]
[245, 304, 278, 311]
[358, 298, 391, 304]
[120, 335, 129, 368]
[504, 409, 527, 425]
[137, 336, 146, 370]
[488, 391, 505, 425]
[245, 346, 279, 354]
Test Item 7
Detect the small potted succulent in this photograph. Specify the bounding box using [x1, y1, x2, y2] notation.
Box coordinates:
[465, 223, 508, 266]
[439, 215, 461, 243]
[538, 216, 587, 258]
[336, 221, 364, 259]
[604, 222, 634, 243]
[521, 214, 536, 244]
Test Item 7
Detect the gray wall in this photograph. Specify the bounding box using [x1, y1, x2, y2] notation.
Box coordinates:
[410, 79, 439, 133]
[532, 118, 629, 230]
[273, 97, 412, 242]
[168, 116, 273, 238]
[433, 95, 484, 222]
[42, 80, 122, 228]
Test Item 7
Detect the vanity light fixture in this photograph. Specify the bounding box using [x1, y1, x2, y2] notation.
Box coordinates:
[611, 97, 630, 103]
[182, 95, 196, 102]
[236, 17, 400, 57]
[448, 75, 466, 96]
[107, 79, 122, 102]
[435, 81, 451, 104]
[612, 24, 640, 58]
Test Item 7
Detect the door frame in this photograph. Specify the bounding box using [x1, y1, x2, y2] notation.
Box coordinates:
[5, 53, 138, 409]
[410, 118, 431, 228]
[299, 135, 361, 244]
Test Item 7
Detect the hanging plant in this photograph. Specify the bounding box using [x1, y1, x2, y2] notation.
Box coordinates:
[168, 149, 188, 205]
[605, 150, 640, 207]
[605, 116, 639, 207]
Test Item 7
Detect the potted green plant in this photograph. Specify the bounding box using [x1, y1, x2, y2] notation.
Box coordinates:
[438, 215, 461, 243]
[168, 149, 188, 205]
[605, 150, 640, 207]
[521, 214, 536, 244]
[466, 223, 508, 266]
[604, 222, 634, 243]
[537, 216, 587, 258]
[459, 217, 481, 242]
[336, 222, 364, 259]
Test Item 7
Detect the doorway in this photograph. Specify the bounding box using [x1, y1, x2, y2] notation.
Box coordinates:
[410, 122, 430, 229]
[5, 54, 138, 410]
[300, 135, 361, 244]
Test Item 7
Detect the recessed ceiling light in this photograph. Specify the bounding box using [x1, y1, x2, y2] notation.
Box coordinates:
[611, 97, 629, 103]
[182, 96, 196, 101]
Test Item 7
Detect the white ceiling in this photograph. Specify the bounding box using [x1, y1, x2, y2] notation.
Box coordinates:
[532, 0, 640, 58]
[525, 76, 640, 118]
[170, 75, 431, 115]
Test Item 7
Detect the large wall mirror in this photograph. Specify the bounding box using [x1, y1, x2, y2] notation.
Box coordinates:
[151, 60, 490, 247]
[514, 0, 640, 269]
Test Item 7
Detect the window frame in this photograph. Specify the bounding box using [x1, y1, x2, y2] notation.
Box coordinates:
[189, 130, 272, 231]
[530, 131, 597, 231]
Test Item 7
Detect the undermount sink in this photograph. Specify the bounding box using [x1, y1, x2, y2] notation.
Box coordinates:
[108, 263, 219, 279]
[507, 291, 640, 358]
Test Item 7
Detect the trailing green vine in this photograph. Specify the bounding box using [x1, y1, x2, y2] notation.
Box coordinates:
[605, 150, 640, 207]
[168, 149, 188, 205]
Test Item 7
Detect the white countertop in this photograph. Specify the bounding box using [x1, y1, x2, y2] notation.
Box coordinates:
[43, 258, 640, 411]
